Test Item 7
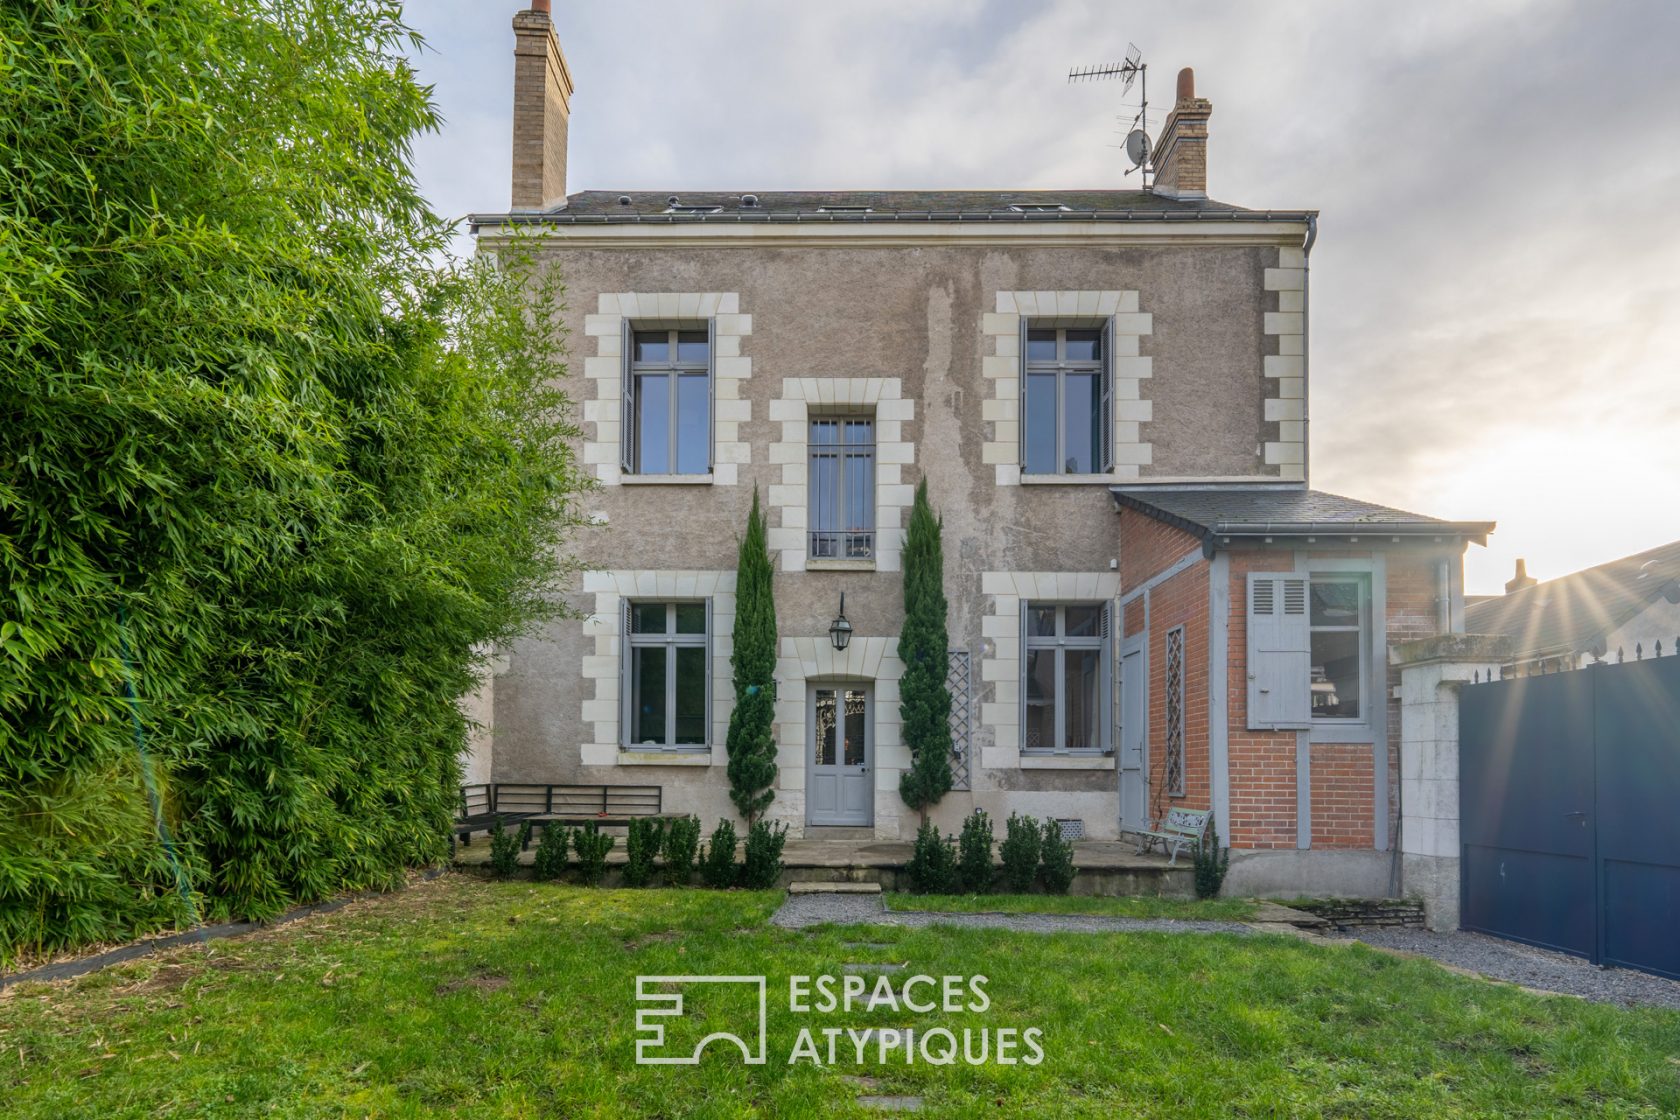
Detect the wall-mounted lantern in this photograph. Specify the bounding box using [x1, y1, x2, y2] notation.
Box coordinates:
[828, 592, 853, 652]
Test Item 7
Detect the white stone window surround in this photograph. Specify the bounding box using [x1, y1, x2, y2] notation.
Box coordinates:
[1262, 247, 1306, 480]
[981, 291, 1153, 487]
[768, 635, 906, 835]
[581, 293, 752, 486]
[978, 571, 1122, 771]
[766, 378, 915, 573]
[578, 570, 735, 767]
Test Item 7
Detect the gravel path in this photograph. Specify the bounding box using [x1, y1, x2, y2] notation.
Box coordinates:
[1334, 927, 1680, 1010]
[771, 892, 1253, 936]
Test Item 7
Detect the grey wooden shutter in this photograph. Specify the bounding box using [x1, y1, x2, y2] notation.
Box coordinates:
[619, 318, 634, 474]
[705, 596, 715, 747]
[1018, 599, 1030, 746]
[1100, 601, 1114, 752]
[1246, 573, 1311, 730]
[1016, 315, 1029, 465]
[1100, 314, 1116, 472]
[706, 316, 717, 472]
[618, 598, 632, 747]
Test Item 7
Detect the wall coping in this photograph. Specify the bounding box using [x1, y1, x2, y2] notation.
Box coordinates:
[1390, 633, 1511, 668]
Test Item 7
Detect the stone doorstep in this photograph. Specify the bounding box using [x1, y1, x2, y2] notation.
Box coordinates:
[788, 881, 883, 895]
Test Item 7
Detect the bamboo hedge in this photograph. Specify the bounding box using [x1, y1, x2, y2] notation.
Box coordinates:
[0, 0, 586, 962]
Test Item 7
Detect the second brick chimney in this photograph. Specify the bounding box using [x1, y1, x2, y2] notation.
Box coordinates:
[1151, 68, 1212, 200]
[510, 1, 574, 211]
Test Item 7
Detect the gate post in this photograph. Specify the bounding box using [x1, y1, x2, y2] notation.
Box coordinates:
[1391, 634, 1511, 931]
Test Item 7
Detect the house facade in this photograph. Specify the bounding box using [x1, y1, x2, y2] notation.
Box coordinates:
[468, 3, 1494, 895]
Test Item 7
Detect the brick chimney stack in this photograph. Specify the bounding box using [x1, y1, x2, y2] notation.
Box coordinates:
[1505, 558, 1537, 594]
[1151, 67, 1212, 200]
[510, 1, 574, 211]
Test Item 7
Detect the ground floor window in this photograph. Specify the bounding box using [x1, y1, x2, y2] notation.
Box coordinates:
[625, 600, 709, 748]
[1022, 602, 1111, 754]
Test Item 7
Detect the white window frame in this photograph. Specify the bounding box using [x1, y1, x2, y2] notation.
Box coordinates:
[1020, 320, 1116, 475]
[1308, 573, 1370, 726]
[1020, 601, 1112, 756]
[621, 600, 712, 751]
[621, 322, 714, 476]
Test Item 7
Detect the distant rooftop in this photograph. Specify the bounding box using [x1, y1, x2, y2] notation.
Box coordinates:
[1111, 485, 1495, 554]
[1466, 539, 1680, 659]
[469, 189, 1315, 229]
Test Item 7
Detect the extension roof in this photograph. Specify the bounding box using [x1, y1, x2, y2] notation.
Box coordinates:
[468, 189, 1315, 229]
[1110, 485, 1495, 556]
[1465, 539, 1680, 659]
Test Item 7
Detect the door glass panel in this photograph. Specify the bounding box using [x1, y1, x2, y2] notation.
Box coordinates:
[843, 690, 867, 766]
[675, 373, 709, 474]
[631, 602, 668, 634]
[1310, 581, 1361, 626]
[674, 602, 706, 634]
[1024, 650, 1056, 751]
[1311, 630, 1361, 718]
[674, 646, 707, 743]
[1023, 372, 1057, 474]
[634, 374, 670, 474]
[1065, 649, 1102, 751]
[632, 647, 668, 744]
[1065, 604, 1101, 637]
[1026, 606, 1057, 637]
[1062, 370, 1098, 474]
[814, 689, 837, 766]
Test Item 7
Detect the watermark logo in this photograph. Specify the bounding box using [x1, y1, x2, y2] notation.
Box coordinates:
[634, 973, 1042, 1067]
[634, 975, 768, 1065]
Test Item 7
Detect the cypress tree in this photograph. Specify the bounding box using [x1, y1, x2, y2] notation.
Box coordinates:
[726, 490, 779, 823]
[898, 480, 954, 818]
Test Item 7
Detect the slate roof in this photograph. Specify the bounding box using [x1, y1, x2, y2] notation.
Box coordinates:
[1110, 485, 1495, 554]
[469, 189, 1315, 228]
[1465, 539, 1680, 659]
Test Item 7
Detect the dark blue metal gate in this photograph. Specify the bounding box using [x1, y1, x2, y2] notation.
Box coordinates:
[1459, 655, 1680, 979]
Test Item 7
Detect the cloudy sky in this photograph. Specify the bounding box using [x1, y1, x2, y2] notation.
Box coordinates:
[401, 0, 1680, 595]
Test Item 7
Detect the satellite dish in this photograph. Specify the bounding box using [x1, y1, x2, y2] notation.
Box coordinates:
[1125, 129, 1150, 169]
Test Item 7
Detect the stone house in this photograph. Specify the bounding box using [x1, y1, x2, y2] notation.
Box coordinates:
[466, 3, 1495, 896]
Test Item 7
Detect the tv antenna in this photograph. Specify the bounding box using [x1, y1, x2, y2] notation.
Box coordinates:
[1069, 44, 1151, 188]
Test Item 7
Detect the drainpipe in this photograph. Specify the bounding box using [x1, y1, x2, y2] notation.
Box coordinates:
[1301, 214, 1317, 484]
[1436, 559, 1452, 633]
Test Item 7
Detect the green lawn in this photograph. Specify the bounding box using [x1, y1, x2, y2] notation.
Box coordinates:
[884, 893, 1258, 922]
[2, 876, 1677, 1119]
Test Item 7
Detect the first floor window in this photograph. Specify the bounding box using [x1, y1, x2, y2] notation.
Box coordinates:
[625, 326, 710, 475]
[625, 601, 709, 748]
[1309, 577, 1366, 720]
[1022, 324, 1113, 475]
[1022, 602, 1111, 753]
[809, 415, 875, 560]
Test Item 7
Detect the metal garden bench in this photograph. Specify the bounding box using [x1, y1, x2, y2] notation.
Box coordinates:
[453, 783, 664, 851]
[1135, 807, 1211, 865]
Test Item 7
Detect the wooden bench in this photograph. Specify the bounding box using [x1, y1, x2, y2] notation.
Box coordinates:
[1134, 807, 1211, 865]
[452, 784, 664, 851]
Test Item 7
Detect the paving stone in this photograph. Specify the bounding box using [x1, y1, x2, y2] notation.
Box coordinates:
[858, 1095, 923, 1112]
[788, 881, 883, 895]
[842, 962, 906, 974]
